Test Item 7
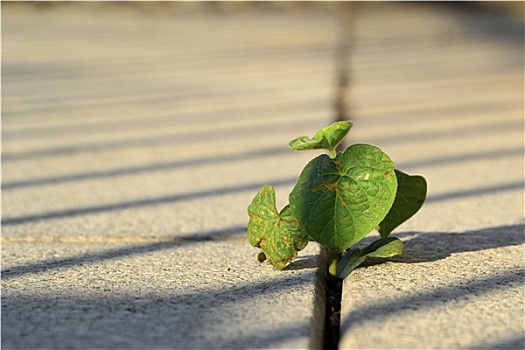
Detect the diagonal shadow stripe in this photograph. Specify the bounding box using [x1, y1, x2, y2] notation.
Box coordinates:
[356, 225, 525, 266]
[426, 181, 524, 203]
[4, 179, 522, 227]
[1, 272, 320, 349]
[3, 118, 521, 162]
[1, 225, 247, 279]
[2, 118, 315, 162]
[344, 225, 525, 345]
[1, 146, 289, 190]
[362, 120, 523, 148]
[396, 146, 524, 172]
[341, 268, 525, 335]
[4, 145, 522, 191]
[464, 334, 525, 350]
[1, 177, 296, 226]
[397, 224, 525, 263]
[2, 98, 325, 141]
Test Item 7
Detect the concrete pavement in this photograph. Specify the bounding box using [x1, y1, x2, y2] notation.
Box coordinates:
[2, 2, 524, 349]
[2, 3, 335, 348]
[337, 3, 524, 349]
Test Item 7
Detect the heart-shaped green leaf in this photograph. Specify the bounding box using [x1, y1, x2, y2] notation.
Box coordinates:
[288, 121, 352, 154]
[289, 144, 397, 253]
[377, 170, 427, 238]
[247, 185, 309, 270]
[337, 237, 404, 279]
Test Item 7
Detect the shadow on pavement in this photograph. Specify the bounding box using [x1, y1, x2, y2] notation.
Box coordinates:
[1, 177, 296, 226]
[466, 334, 525, 350]
[1, 226, 246, 280]
[356, 224, 524, 268]
[1, 272, 317, 349]
[394, 224, 524, 264]
[341, 267, 524, 334]
[343, 224, 524, 346]
[1, 145, 290, 190]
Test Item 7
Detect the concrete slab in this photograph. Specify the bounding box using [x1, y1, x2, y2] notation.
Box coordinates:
[2, 3, 337, 349]
[2, 240, 324, 349]
[339, 3, 524, 349]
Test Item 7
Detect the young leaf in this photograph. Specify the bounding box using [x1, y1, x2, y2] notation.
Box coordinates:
[336, 248, 366, 279]
[362, 236, 404, 258]
[247, 185, 309, 270]
[288, 121, 353, 154]
[377, 170, 427, 238]
[289, 144, 397, 253]
[337, 237, 404, 279]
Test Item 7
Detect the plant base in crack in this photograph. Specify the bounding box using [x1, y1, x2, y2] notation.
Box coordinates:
[247, 121, 427, 281]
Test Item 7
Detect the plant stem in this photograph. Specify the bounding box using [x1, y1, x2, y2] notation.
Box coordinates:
[327, 250, 339, 283]
[324, 248, 342, 350]
[329, 148, 337, 158]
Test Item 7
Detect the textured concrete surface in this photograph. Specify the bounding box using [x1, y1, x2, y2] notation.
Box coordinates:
[2, 3, 335, 349]
[338, 3, 524, 350]
[2, 240, 324, 349]
[2, 2, 524, 350]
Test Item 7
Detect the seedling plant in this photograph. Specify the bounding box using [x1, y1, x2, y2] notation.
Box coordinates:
[247, 121, 427, 281]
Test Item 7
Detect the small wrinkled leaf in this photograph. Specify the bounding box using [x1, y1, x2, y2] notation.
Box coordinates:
[362, 237, 404, 258]
[289, 121, 352, 153]
[289, 144, 397, 253]
[337, 237, 404, 279]
[377, 170, 427, 238]
[337, 248, 366, 279]
[247, 185, 309, 270]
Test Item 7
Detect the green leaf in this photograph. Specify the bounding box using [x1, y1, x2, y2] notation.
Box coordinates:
[362, 237, 404, 258]
[288, 121, 353, 154]
[336, 248, 366, 279]
[337, 237, 404, 279]
[247, 185, 309, 270]
[377, 170, 427, 238]
[289, 144, 397, 253]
